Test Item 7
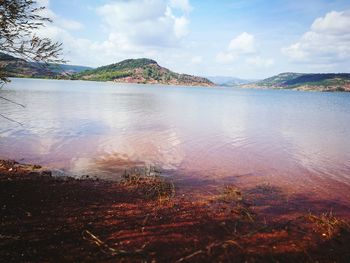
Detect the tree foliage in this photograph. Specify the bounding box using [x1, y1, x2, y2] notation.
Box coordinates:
[0, 0, 64, 85]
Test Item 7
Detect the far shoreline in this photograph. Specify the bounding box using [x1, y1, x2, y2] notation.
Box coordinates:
[8, 76, 218, 89]
[8, 76, 350, 93]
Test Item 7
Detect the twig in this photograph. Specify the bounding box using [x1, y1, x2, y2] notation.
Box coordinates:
[83, 230, 128, 256]
[82, 230, 145, 257]
[175, 239, 243, 262]
[0, 82, 6, 90]
[0, 95, 26, 108]
[0, 113, 23, 126]
[175, 249, 204, 262]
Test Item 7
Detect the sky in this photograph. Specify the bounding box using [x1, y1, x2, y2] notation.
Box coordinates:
[36, 0, 350, 79]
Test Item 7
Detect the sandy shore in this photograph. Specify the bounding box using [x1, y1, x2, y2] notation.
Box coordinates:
[1, 159, 349, 262]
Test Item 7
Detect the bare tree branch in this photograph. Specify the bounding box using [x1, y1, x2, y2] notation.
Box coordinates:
[0, 95, 25, 107]
[0, 0, 64, 124]
[0, 0, 65, 85]
[0, 113, 23, 126]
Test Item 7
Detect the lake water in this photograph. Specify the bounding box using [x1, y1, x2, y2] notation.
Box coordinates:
[1, 78, 350, 205]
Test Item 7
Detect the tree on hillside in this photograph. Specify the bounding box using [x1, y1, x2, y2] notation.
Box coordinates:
[0, 0, 64, 86]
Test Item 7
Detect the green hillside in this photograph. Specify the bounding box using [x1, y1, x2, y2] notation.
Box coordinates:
[73, 58, 214, 86]
[241, 73, 350, 92]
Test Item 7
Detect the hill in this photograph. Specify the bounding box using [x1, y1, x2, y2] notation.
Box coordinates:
[0, 52, 92, 78]
[207, 76, 255, 86]
[0, 52, 53, 78]
[241, 72, 350, 92]
[73, 58, 214, 87]
[45, 64, 92, 75]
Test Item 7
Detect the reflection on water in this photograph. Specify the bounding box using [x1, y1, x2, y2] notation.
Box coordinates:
[1, 78, 350, 201]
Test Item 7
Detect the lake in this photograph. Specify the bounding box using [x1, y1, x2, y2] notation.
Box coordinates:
[1, 78, 350, 208]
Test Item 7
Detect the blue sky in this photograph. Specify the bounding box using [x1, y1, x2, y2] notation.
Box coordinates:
[37, 0, 350, 79]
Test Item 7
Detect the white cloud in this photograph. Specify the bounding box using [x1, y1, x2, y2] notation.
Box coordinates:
[190, 55, 202, 64]
[311, 10, 350, 35]
[216, 32, 273, 68]
[36, 0, 55, 19]
[96, 0, 191, 48]
[36, 0, 50, 8]
[169, 0, 193, 13]
[228, 32, 255, 54]
[174, 15, 190, 38]
[33, 0, 193, 67]
[216, 51, 236, 63]
[35, 0, 83, 31]
[246, 56, 274, 68]
[97, 0, 166, 24]
[58, 19, 83, 31]
[282, 10, 350, 66]
[216, 32, 256, 63]
[282, 43, 307, 61]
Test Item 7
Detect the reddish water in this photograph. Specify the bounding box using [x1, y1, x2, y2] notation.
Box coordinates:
[1, 78, 350, 214]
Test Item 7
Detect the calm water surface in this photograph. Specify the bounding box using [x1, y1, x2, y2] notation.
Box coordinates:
[1, 78, 350, 202]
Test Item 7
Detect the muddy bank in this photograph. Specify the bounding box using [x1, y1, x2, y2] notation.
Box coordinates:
[1, 160, 350, 262]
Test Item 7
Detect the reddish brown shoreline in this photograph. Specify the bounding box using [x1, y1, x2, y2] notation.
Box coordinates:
[1, 160, 350, 262]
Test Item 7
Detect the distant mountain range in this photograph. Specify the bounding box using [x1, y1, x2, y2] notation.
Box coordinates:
[72, 58, 214, 86]
[1, 52, 350, 91]
[206, 76, 255, 86]
[241, 72, 350, 92]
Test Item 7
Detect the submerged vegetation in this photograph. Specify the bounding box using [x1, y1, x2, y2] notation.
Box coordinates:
[121, 166, 175, 202]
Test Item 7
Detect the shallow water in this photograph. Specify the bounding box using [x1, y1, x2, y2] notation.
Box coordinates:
[1, 78, 350, 202]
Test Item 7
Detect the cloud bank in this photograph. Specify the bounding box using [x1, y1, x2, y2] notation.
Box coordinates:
[32, 1, 350, 78]
[216, 32, 274, 69]
[283, 10, 350, 69]
[36, 0, 192, 67]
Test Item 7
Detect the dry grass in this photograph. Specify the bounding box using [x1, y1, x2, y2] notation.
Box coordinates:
[220, 185, 243, 202]
[306, 211, 350, 239]
[215, 185, 255, 223]
[175, 239, 243, 263]
[233, 205, 255, 223]
[121, 166, 175, 202]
